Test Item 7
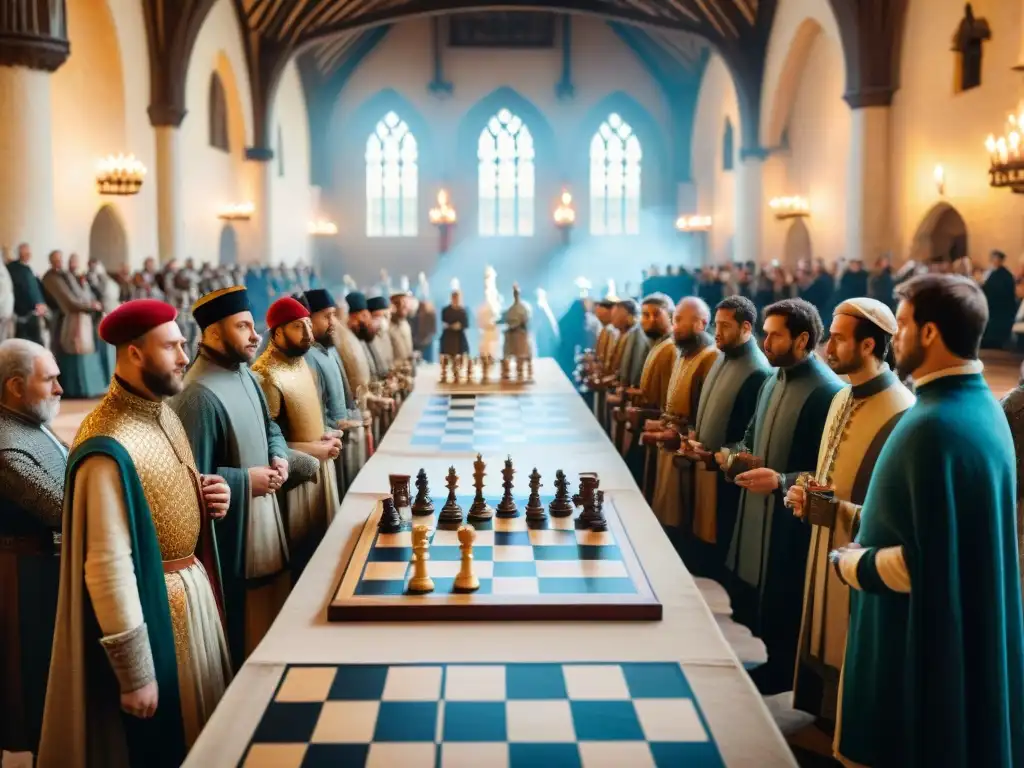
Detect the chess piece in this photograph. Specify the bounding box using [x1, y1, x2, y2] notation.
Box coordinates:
[389, 474, 412, 508]
[548, 469, 574, 517]
[495, 456, 518, 517]
[525, 468, 547, 523]
[453, 525, 480, 592]
[378, 496, 403, 534]
[408, 524, 434, 594]
[500, 357, 510, 382]
[439, 354, 448, 384]
[468, 453, 494, 521]
[479, 355, 490, 384]
[412, 468, 434, 516]
[590, 490, 609, 532]
[439, 466, 464, 526]
[573, 472, 600, 529]
[516, 356, 526, 383]
[525, 357, 534, 382]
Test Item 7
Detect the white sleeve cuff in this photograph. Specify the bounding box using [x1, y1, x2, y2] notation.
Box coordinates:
[839, 547, 867, 591]
[874, 545, 912, 593]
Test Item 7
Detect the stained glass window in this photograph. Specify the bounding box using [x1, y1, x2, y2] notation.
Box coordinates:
[478, 108, 534, 236]
[366, 111, 418, 237]
[589, 113, 641, 235]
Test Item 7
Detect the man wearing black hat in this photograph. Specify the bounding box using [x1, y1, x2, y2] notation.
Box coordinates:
[336, 291, 393, 446]
[170, 286, 293, 669]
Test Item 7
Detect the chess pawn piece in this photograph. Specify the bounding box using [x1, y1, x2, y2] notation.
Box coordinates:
[525, 468, 547, 524]
[408, 524, 434, 594]
[453, 524, 480, 592]
[439, 466, 464, 526]
[548, 469, 574, 517]
[589, 490, 609, 532]
[495, 456, 518, 517]
[378, 496, 403, 534]
[468, 453, 494, 521]
[412, 468, 435, 516]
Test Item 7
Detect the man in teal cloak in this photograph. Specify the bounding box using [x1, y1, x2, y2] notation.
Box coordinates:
[832, 274, 1024, 767]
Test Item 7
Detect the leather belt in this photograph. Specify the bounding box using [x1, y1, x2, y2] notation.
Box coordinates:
[162, 554, 197, 574]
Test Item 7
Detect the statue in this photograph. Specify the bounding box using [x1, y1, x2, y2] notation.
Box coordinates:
[477, 266, 503, 365]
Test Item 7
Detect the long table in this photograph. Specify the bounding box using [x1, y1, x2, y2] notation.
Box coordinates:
[185, 360, 795, 767]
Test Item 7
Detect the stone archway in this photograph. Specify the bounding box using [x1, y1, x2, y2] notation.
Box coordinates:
[218, 223, 239, 265]
[88, 204, 128, 270]
[909, 203, 968, 263]
[783, 218, 812, 268]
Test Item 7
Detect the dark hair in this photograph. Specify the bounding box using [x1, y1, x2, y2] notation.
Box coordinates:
[851, 316, 892, 363]
[640, 293, 673, 313]
[992, 250, 1007, 263]
[763, 298, 824, 349]
[894, 273, 988, 360]
[715, 295, 757, 328]
[616, 299, 640, 317]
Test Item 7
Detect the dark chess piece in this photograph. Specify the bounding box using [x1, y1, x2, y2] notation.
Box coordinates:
[439, 466, 464, 526]
[548, 469, 574, 517]
[495, 456, 518, 517]
[468, 453, 494, 521]
[412, 468, 434, 516]
[389, 474, 412, 508]
[525, 468, 546, 523]
[378, 496, 403, 534]
[589, 490, 609, 532]
[573, 473, 600, 529]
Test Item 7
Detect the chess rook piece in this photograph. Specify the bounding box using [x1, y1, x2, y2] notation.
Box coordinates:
[439, 466, 464, 526]
[589, 490, 609, 532]
[573, 472, 600, 529]
[407, 525, 434, 594]
[389, 474, 412, 508]
[495, 456, 518, 517]
[412, 468, 435, 516]
[525, 468, 547, 523]
[548, 469, 574, 517]
[468, 453, 494, 521]
[378, 496, 403, 534]
[453, 524, 480, 592]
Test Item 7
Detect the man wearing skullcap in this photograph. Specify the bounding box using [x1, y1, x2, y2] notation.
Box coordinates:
[777, 297, 915, 729]
[251, 297, 341, 580]
[170, 286, 293, 669]
[40, 300, 233, 767]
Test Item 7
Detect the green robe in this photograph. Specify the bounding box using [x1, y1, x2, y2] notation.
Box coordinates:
[839, 371, 1024, 767]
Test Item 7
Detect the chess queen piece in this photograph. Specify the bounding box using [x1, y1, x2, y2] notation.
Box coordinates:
[453, 525, 480, 592]
[548, 469, 574, 517]
[468, 453, 494, 521]
[495, 456, 518, 517]
[378, 495, 403, 534]
[408, 524, 434, 594]
[438, 466, 464, 526]
[412, 468, 435, 516]
[525, 468, 547, 524]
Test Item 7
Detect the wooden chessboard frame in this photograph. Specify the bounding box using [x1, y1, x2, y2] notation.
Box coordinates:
[327, 494, 662, 622]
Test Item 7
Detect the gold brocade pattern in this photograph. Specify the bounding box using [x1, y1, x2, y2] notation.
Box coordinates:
[165, 572, 191, 672]
[73, 378, 202, 560]
[252, 346, 327, 443]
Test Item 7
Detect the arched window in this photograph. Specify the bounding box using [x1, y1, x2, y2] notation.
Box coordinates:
[365, 111, 418, 237]
[723, 118, 734, 172]
[589, 113, 641, 235]
[478, 108, 534, 237]
[208, 73, 229, 152]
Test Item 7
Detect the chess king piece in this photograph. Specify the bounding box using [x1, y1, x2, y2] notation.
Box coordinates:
[453, 524, 480, 592]
[525, 468, 547, 523]
[439, 465, 464, 526]
[590, 490, 609, 532]
[412, 468, 435, 516]
[408, 524, 434, 594]
[468, 453, 495, 521]
[496, 456, 518, 517]
[378, 496, 403, 534]
[549, 469, 574, 517]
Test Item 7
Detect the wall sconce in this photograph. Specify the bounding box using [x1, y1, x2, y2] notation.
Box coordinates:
[934, 165, 946, 195]
[428, 189, 457, 254]
[675, 214, 712, 232]
[769, 196, 810, 220]
[218, 203, 254, 221]
[96, 153, 146, 196]
[553, 189, 576, 244]
[309, 218, 338, 236]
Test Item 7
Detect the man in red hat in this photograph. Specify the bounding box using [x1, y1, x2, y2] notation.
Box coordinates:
[39, 299, 233, 768]
[252, 297, 341, 580]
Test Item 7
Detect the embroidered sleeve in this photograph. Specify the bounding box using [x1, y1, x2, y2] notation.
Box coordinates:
[0, 449, 63, 528]
[99, 622, 156, 693]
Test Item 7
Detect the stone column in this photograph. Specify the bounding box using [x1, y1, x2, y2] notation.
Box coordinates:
[734, 151, 766, 265]
[845, 106, 891, 263]
[154, 125, 185, 264]
[0, 1, 69, 267]
[246, 147, 274, 266]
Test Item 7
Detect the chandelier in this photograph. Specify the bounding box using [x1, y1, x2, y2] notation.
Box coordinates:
[428, 189, 457, 226]
[96, 154, 146, 196]
[986, 108, 1024, 192]
[554, 190, 576, 228]
[309, 218, 338, 236]
[218, 203, 254, 221]
[769, 196, 810, 220]
[675, 214, 712, 232]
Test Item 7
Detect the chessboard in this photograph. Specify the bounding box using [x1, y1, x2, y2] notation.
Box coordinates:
[409, 394, 597, 451]
[328, 492, 660, 622]
[240, 661, 725, 768]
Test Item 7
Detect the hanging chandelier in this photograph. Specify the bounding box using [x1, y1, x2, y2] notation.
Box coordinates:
[96, 154, 146, 196]
[986, 107, 1024, 192]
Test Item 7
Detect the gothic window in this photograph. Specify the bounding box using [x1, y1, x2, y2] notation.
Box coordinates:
[277, 125, 285, 177]
[478, 108, 535, 237]
[589, 113, 641, 236]
[208, 73, 229, 152]
[723, 118, 734, 172]
[365, 111, 418, 237]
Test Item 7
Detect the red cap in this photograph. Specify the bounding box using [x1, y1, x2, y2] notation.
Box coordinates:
[266, 297, 310, 330]
[98, 299, 178, 346]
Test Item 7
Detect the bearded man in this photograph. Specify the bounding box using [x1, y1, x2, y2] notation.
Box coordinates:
[0, 340, 66, 758]
[832, 275, 1024, 768]
[40, 300, 233, 767]
[783, 298, 914, 729]
[252, 297, 341, 580]
[336, 291, 393, 448]
[389, 291, 415, 377]
[171, 286, 293, 668]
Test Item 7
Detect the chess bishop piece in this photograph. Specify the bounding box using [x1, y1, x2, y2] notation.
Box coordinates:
[548, 469, 574, 517]
[378, 496, 403, 534]
[438, 466, 464, 526]
[525, 468, 547, 524]
[408, 524, 434, 594]
[412, 468, 435, 516]
[468, 453, 495, 521]
[453, 525, 480, 592]
[496, 456, 519, 517]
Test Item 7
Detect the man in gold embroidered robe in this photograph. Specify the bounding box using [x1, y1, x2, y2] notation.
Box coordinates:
[39, 300, 232, 767]
[784, 298, 914, 727]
